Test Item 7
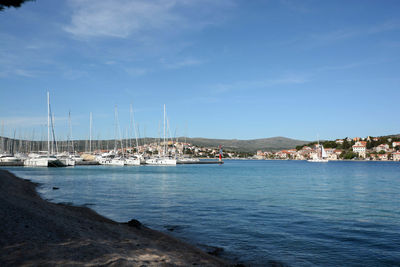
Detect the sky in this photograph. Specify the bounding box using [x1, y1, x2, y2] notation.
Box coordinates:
[0, 0, 400, 141]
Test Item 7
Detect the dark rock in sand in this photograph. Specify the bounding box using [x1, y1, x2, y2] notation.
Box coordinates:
[207, 246, 225, 257]
[127, 219, 142, 229]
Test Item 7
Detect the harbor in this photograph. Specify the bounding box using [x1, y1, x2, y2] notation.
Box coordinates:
[0, 93, 224, 168]
[0, 160, 223, 167]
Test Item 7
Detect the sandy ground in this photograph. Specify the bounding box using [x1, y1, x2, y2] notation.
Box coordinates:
[0, 169, 230, 266]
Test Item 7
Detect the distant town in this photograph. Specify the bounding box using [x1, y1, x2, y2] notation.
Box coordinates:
[85, 135, 400, 161]
[254, 136, 400, 161]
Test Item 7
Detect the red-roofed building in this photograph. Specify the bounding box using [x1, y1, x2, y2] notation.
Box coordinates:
[352, 141, 366, 158]
[392, 152, 400, 161]
[378, 153, 388, 161]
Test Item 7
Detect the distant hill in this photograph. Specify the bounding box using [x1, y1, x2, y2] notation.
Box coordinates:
[1, 136, 309, 153]
[183, 136, 309, 152]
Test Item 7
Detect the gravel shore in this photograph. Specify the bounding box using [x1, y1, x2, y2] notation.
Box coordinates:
[0, 169, 229, 266]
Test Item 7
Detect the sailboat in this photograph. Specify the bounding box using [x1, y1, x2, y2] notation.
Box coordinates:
[307, 139, 329, 163]
[124, 104, 141, 166]
[24, 91, 65, 167]
[145, 104, 176, 165]
[98, 106, 125, 166]
[57, 111, 81, 166]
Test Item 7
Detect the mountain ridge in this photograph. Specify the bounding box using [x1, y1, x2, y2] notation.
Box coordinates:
[0, 136, 309, 153]
[181, 136, 309, 152]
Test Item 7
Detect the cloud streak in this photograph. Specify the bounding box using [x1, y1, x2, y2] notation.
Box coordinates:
[307, 20, 400, 47]
[162, 58, 204, 69]
[212, 74, 309, 94]
[64, 0, 235, 39]
[0, 116, 68, 128]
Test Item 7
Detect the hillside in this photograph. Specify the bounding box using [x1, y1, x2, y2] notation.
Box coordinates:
[1, 136, 308, 153]
[183, 136, 309, 152]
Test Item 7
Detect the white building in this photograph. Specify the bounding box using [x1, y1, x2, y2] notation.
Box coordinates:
[352, 141, 366, 158]
[376, 144, 390, 152]
[392, 141, 400, 148]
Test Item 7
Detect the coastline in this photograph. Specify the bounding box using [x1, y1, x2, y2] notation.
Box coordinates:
[0, 169, 230, 266]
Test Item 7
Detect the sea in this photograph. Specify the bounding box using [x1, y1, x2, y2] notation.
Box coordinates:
[3, 160, 400, 266]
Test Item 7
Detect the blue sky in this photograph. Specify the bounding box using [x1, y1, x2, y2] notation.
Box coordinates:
[1, 0, 400, 141]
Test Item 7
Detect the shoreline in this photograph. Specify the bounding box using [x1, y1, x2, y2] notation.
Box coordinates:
[0, 169, 230, 266]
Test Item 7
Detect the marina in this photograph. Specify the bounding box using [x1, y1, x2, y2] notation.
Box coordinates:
[0, 92, 222, 168]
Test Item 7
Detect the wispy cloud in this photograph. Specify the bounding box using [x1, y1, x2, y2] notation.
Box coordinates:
[124, 67, 149, 76]
[162, 57, 204, 69]
[64, 0, 236, 39]
[0, 68, 36, 78]
[308, 20, 400, 47]
[212, 74, 309, 93]
[280, 0, 311, 13]
[0, 33, 60, 78]
[0, 116, 67, 128]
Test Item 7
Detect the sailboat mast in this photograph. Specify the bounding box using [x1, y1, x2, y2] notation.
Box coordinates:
[130, 104, 140, 153]
[68, 111, 75, 154]
[1, 121, 4, 153]
[47, 91, 50, 157]
[163, 104, 166, 157]
[89, 112, 92, 153]
[114, 105, 124, 156]
[114, 106, 117, 151]
[129, 104, 133, 150]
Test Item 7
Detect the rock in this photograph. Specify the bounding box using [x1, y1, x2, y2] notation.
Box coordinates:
[164, 225, 184, 232]
[127, 219, 142, 229]
[52, 187, 59, 190]
[207, 246, 224, 257]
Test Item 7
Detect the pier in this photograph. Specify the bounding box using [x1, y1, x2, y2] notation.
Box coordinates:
[0, 160, 223, 167]
[177, 161, 224, 165]
[0, 162, 24, 167]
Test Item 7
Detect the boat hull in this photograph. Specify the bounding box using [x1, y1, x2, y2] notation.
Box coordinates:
[307, 159, 329, 163]
[125, 158, 141, 166]
[24, 158, 66, 167]
[145, 158, 177, 165]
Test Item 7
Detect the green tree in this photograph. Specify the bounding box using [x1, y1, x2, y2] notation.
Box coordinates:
[366, 141, 374, 149]
[343, 151, 358, 159]
[342, 139, 350, 149]
[322, 141, 337, 148]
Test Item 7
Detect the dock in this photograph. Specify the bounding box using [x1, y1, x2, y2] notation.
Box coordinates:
[75, 161, 100, 166]
[0, 160, 223, 167]
[177, 161, 224, 165]
[0, 162, 24, 167]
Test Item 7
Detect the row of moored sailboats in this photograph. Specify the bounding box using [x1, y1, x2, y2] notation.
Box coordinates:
[8, 92, 193, 167]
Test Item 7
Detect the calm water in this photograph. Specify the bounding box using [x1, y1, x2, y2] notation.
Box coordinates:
[3, 160, 400, 266]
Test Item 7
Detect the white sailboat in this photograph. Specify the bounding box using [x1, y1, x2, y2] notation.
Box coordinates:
[124, 104, 141, 166]
[24, 91, 65, 167]
[98, 106, 126, 166]
[145, 104, 176, 165]
[308, 138, 329, 163]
